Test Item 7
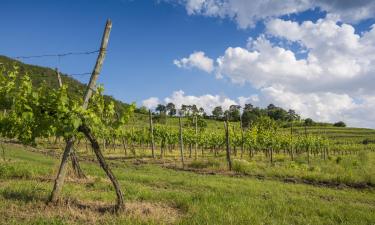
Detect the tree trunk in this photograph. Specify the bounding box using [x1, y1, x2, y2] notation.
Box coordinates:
[79, 124, 124, 211]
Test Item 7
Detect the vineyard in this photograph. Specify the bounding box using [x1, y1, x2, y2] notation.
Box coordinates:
[1, 21, 375, 225]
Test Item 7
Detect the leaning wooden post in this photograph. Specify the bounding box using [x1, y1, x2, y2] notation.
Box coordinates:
[178, 115, 185, 168]
[149, 110, 155, 158]
[50, 19, 113, 203]
[55, 68, 86, 179]
[224, 117, 232, 171]
[78, 124, 124, 211]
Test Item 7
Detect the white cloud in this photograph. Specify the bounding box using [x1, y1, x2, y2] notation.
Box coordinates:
[261, 86, 355, 123]
[175, 0, 375, 28]
[142, 97, 160, 109]
[144, 90, 262, 115]
[164, 90, 236, 112]
[238, 95, 259, 106]
[174, 17, 375, 127]
[174, 51, 214, 73]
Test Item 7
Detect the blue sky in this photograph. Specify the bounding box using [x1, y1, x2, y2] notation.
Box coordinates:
[2, 0, 375, 127]
[1, 0, 259, 103]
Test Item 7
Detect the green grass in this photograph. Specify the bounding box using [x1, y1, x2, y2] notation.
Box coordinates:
[230, 152, 375, 187]
[0, 144, 375, 225]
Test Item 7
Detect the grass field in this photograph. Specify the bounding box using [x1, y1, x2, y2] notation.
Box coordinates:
[1, 143, 374, 225]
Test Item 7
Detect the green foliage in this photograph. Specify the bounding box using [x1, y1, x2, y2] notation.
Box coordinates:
[334, 121, 346, 127]
[0, 66, 134, 145]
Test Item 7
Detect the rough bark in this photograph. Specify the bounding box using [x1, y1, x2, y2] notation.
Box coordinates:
[79, 124, 124, 211]
[70, 149, 86, 179]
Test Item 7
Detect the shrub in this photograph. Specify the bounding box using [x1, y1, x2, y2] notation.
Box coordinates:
[232, 159, 251, 174]
[333, 121, 346, 127]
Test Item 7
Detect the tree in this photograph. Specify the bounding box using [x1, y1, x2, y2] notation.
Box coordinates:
[212, 106, 223, 119]
[287, 109, 300, 122]
[198, 107, 205, 116]
[166, 102, 176, 116]
[244, 103, 254, 112]
[136, 106, 148, 114]
[334, 121, 346, 127]
[229, 105, 241, 121]
[241, 110, 258, 128]
[155, 104, 166, 115]
[267, 104, 276, 111]
[181, 104, 188, 116]
[304, 118, 314, 126]
[191, 104, 199, 115]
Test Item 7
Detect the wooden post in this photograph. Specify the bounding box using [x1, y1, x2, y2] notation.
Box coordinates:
[290, 121, 294, 161]
[50, 20, 114, 204]
[305, 124, 309, 164]
[55, 68, 63, 88]
[79, 124, 124, 211]
[224, 117, 232, 171]
[179, 116, 185, 168]
[194, 115, 198, 160]
[83, 20, 112, 109]
[55, 68, 85, 179]
[149, 110, 155, 158]
[240, 114, 244, 159]
[1, 142, 5, 161]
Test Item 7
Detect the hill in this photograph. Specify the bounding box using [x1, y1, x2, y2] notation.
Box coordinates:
[0, 55, 130, 113]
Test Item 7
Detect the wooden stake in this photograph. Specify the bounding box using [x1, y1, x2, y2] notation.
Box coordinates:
[224, 117, 232, 171]
[149, 110, 155, 158]
[194, 115, 198, 160]
[240, 114, 244, 159]
[50, 20, 118, 207]
[55, 68, 63, 88]
[179, 116, 185, 168]
[55, 68, 85, 179]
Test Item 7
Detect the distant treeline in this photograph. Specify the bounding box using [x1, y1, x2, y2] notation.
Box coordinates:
[135, 102, 346, 129]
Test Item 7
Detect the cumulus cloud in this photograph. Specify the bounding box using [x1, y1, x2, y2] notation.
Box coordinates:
[144, 90, 259, 114]
[142, 97, 160, 109]
[164, 90, 236, 112]
[173, 51, 214, 73]
[174, 17, 375, 127]
[174, 0, 375, 28]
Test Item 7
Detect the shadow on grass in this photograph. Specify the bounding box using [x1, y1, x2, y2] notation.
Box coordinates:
[1, 187, 47, 202]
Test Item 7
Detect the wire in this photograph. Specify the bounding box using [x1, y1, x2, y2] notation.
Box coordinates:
[10, 49, 97, 79]
[70, 72, 92, 77]
[14, 50, 100, 59]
